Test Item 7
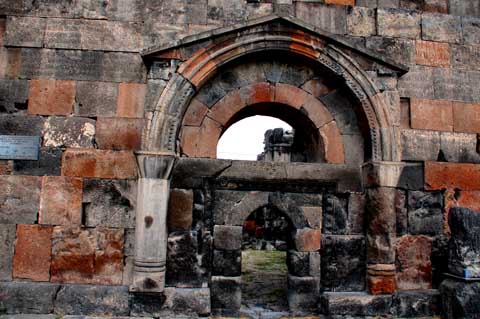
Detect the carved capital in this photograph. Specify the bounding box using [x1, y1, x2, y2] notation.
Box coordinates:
[135, 151, 176, 179]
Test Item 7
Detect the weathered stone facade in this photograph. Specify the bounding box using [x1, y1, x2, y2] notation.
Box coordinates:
[1, 0, 480, 317]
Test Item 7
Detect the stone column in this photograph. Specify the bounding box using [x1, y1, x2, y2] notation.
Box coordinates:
[130, 152, 176, 293]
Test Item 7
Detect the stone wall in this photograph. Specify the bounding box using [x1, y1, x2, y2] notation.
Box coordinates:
[1, 0, 480, 317]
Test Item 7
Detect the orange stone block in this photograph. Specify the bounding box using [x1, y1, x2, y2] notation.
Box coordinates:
[208, 89, 246, 125]
[96, 117, 144, 150]
[39, 176, 83, 226]
[274, 83, 310, 109]
[183, 98, 209, 126]
[180, 125, 201, 157]
[168, 189, 194, 231]
[301, 78, 333, 98]
[302, 95, 334, 128]
[415, 40, 450, 67]
[425, 162, 480, 190]
[457, 191, 480, 211]
[324, 0, 355, 5]
[116, 83, 146, 118]
[368, 275, 396, 295]
[395, 235, 432, 290]
[13, 224, 53, 282]
[294, 228, 321, 252]
[453, 102, 480, 134]
[410, 98, 453, 131]
[196, 117, 223, 158]
[61, 148, 137, 179]
[319, 121, 345, 164]
[28, 79, 75, 115]
[239, 82, 274, 106]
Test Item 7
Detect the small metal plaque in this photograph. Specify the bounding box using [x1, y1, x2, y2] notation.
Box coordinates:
[0, 135, 40, 160]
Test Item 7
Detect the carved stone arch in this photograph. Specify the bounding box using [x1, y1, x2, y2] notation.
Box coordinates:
[144, 21, 403, 161]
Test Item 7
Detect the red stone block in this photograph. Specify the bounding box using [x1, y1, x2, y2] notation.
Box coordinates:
[208, 89, 246, 125]
[13, 224, 53, 282]
[96, 117, 144, 150]
[0, 160, 12, 175]
[415, 40, 450, 67]
[180, 125, 201, 157]
[294, 228, 321, 252]
[274, 83, 309, 109]
[319, 121, 345, 164]
[396, 235, 433, 290]
[324, 0, 355, 5]
[410, 98, 453, 131]
[423, 0, 448, 13]
[302, 95, 334, 128]
[425, 162, 480, 190]
[116, 83, 146, 118]
[457, 191, 480, 212]
[28, 79, 75, 115]
[168, 189, 194, 231]
[183, 98, 209, 126]
[453, 102, 480, 134]
[39, 176, 83, 226]
[62, 148, 137, 179]
[194, 117, 223, 158]
[239, 82, 274, 106]
[93, 228, 124, 285]
[368, 276, 396, 295]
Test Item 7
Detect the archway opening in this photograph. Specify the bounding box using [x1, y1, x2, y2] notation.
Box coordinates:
[241, 205, 294, 315]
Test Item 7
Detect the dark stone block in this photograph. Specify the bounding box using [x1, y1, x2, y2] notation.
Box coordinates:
[408, 191, 443, 235]
[129, 292, 166, 317]
[75, 81, 118, 117]
[287, 275, 319, 312]
[393, 290, 441, 317]
[396, 189, 408, 236]
[321, 235, 366, 291]
[0, 224, 15, 281]
[348, 193, 366, 235]
[0, 115, 45, 136]
[195, 80, 226, 108]
[320, 89, 360, 135]
[366, 36, 415, 66]
[323, 194, 348, 235]
[320, 292, 392, 316]
[54, 284, 129, 316]
[440, 279, 480, 319]
[0, 79, 29, 114]
[212, 249, 241, 276]
[13, 147, 62, 176]
[287, 250, 309, 277]
[213, 225, 242, 251]
[0, 282, 59, 314]
[431, 235, 449, 288]
[211, 276, 241, 313]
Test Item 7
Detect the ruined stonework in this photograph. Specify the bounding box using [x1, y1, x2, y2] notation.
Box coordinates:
[1, 0, 480, 318]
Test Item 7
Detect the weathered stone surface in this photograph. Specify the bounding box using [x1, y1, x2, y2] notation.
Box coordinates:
[168, 189, 193, 231]
[39, 176, 83, 226]
[453, 101, 480, 134]
[416, 40, 450, 67]
[320, 292, 392, 316]
[286, 250, 310, 277]
[13, 224, 53, 282]
[347, 6, 376, 37]
[0, 176, 42, 224]
[75, 81, 118, 117]
[363, 161, 424, 190]
[462, 17, 480, 45]
[348, 193, 366, 234]
[321, 235, 366, 291]
[439, 131, 480, 163]
[96, 117, 144, 151]
[212, 249, 241, 276]
[396, 235, 433, 290]
[367, 187, 396, 235]
[294, 228, 321, 252]
[5, 16, 46, 48]
[287, 275, 319, 312]
[28, 79, 75, 116]
[440, 278, 480, 319]
[432, 68, 480, 103]
[425, 162, 480, 190]
[408, 191, 443, 235]
[451, 44, 480, 71]
[0, 79, 29, 114]
[0, 224, 16, 281]
[62, 149, 137, 179]
[395, 190, 408, 236]
[214, 225, 242, 250]
[398, 65, 435, 99]
[410, 98, 453, 131]
[13, 147, 62, 176]
[296, 2, 347, 34]
[54, 284, 129, 316]
[211, 276, 241, 313]
[42, 116, 95, 148]
[401, 129, 440, 161]
[0, 115, 45, 136]
[75, 0, 145, 21]
[83, 178, 136, 229]
[51, 227, 124, 285]
[0, 282, 59, 314]
[448, 207, 480, 278]
[377, 8, 421, 39]
[421, 13, 462, 43]
[116, 83, 147, 118]
[393, 289, 441, 317]
[323, 194, 348, 235]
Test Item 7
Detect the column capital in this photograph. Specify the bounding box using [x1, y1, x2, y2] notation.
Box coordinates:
[135, 151, 176, 179]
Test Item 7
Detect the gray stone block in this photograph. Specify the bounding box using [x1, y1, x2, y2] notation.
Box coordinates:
[448, 0, 480, 18]
[395, 189, 408, 236]
[348, 193, 366, 235]
[393, 289, 441, 317]
[75, 81, 118, 117]
[433, 68, 480, 102]
[378, 0, 400, 8]
[0, 115, 45, 136]
[0, 79, 29, 114]
[422, 13, 462, 43]
[347, 6, 376, 37]
[54, 284, 130, 316]
[440, 131, 480, 163]
[440, 278, 480, 319]
[5, 16, 46, 48]
[320, 89, 360, 135]
[366, 36, 415, 66]
[377, 8, 421, 39]
[0, 282, 59, 314]
[398, 65, 435, 99]
[75, 0, 145, 22]
[13, 147, 62, 176]
[42, 116, 95, 148]
[0, 224, 15, 281]
[401, 129, 441, 161]
[0, 176, 41, 224]
[0, 315, 58, 319]
[320, 292, 392, 316]
[83, 179, 137, 229]
[287, 250, 310, 277]
[296, 2, 347, 35]
[408, 191, 443, 236]
[356, 0, 378, 7]
[323, 194, 349, 235]
[287, 275, 319, 312]
[212, 249, 241, 276]
[451, 44, 480, 71]
[210, 276, 241, 313]
[214, 225, 242, 250]
[462, 17, 480, 45]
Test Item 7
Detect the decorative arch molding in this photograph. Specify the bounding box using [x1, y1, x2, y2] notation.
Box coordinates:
[143, 16, 407, 161]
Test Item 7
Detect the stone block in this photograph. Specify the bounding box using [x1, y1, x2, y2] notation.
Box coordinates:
[300, 206, 322, 229]
[320, 292, 392, 316]
[421, 13, 462, 43]
[347, 6, 376, 37]
[367, 187, 396, 235]
[168, 189, 194, 231]
[398, 65, 435, 99]
[211, 276, 241, 313]
[455, 190, 480, 212]
[323, 194, 348, 235]
[101, 52, 147, 83]
[396, 235, 433, 290]
[0, 115, 45, 136]
[0, 79, 29, 114]
[321, 235, 366, 291]
[432, 68, 480, 102]
[367, 273, 396, 295]
[439, 131, 480, 163]
[13, 147, 62, 176]
[166, 231, 209, 287]
[367, 233, 396, 264]
[28, 79, 75, 116]
[182, 99, 209, 127]
[425, 162, 480, 190]
[410, 98, 453, 132]
[462, 17, 480, 45]
[212, 249, 241, 276]
[5, 16, 46, 48]
[214, 225, 242, 250]
[448, 207, 480, 278]
[348, 193, 366, 234]
[393, 289, 441, 317]
[13, 224, 53, 282]
[451, 44, 480, 71]
[0, 176, 42, 224]
[294, 228, 321, 252]
[96, 117, 144, 151]
[363, 161, 424, 190]
[325, 0, 354, 4]
[453, 101, 480, 134]
[75, 0, 144, 21]
[296, 2, 347, 34]
[39, 176, 83, 226]
[62, 149, 137, 179]
[54, 284, 129, 316]
[0, 281, 59, 314]
[116, 83, 146, 118]
[83, 178, 136, 229]
[287, 275, 319, 312]
[401, 129, 441, 161]
[42, 116, 96, 148]
[377, 8, 421, 39]
[378, 0, 400, 7]
[408, 191, 443, 235]
[0, 224, 15, 281]
[75, 81, 118, 117]
[51, 227, 124, 285]
[287, 250, 310, 277]
[440, 278, 480, 319]
[416, 40, 450, 67]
